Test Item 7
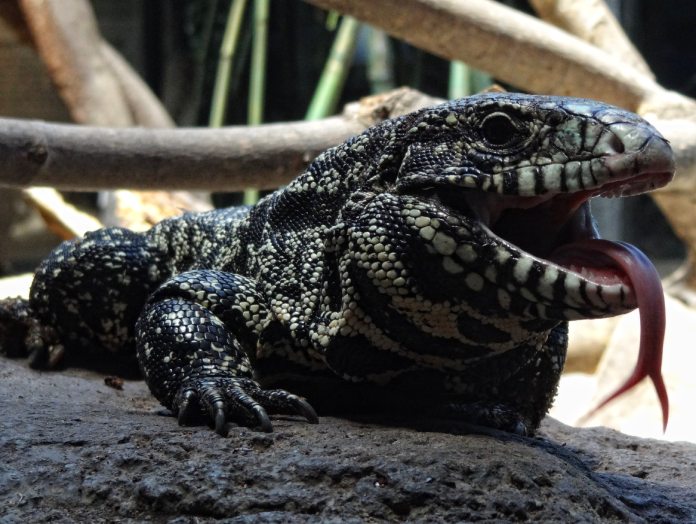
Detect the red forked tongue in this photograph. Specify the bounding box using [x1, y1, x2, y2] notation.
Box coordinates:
[554, 239, 669, 431]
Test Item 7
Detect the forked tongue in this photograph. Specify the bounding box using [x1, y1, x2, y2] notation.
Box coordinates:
[552, 239, 669, 431]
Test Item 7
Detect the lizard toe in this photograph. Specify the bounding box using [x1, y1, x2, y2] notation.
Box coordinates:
[221, 381, 274, 432]
[251, 387, 319, 424]
[174, 377, 276, 435]
[27, 341, 65, 369]
[212, 400, 229, 437]
[175, 388, 200, 426]
[0, 297, 65, 369]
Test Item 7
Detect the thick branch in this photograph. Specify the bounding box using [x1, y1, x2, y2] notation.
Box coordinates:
[19, 0, 173, 128]
[0, 117, 360, 191]
[23, 187, 102, 238]
[529, 0, 653, 78]
[18, 0, 133, 126]
[304, 0, 664, 110]
[0, 88, 438, 191]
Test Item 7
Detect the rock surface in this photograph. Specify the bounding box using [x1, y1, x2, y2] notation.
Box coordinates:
[2, 356, 696, 523]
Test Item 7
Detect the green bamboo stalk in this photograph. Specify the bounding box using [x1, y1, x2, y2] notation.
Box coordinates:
[449, 61, 493, 99]
[325, 10, 340, 30]
[366, 28, 394, 94]
[209, 0, 248, 128]
[470, 68, 493, 94]
[448, 60, 471, 99]
[248, 0, 269, 125]
[305, 15, 361, 121]
[192, 0, 220, 121]
[245, 0, 270, 205]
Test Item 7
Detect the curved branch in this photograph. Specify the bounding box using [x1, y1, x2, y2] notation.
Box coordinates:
[304, 0, 667, 111]
[18, 0, 133, 126]
[529, 0, 653, 79]
[99, 41, 175, 128]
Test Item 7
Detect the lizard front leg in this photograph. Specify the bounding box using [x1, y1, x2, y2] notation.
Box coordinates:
[136, 270, 317, 436]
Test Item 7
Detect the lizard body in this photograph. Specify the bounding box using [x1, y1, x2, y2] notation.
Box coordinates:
[0, 93, 674, 435]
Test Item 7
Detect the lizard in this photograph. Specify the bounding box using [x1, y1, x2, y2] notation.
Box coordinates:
[0, 92, 675, 437]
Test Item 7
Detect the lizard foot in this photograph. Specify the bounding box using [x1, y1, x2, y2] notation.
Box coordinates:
[0, 297, 65, 368]
[174, 377, 318, 436]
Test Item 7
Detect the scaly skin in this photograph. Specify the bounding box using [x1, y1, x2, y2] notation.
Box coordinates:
[0, 93, 674, 436]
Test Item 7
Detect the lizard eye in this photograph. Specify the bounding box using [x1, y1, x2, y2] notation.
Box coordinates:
[480, 112, 519, 147]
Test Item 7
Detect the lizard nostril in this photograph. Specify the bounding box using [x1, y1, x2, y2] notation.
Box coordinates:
[597, 130, 626, 156]
[610, 133, 625, 154]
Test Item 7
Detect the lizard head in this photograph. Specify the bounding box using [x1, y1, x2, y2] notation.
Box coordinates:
[341, 93, 674, 426]
[387, 93, 674, 320]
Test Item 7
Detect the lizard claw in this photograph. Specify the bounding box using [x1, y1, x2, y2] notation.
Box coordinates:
[176, 389, 199, 426]
[27, 342, 65, 369]
[250, 405, 273, 433]
[246, 385, 319, 424]
[173, 377, 316, 435]
[213, 401, 229, 437]
[290, 397, 319, 424]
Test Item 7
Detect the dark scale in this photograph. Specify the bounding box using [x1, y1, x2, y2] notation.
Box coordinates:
[0, 93, 674, 436]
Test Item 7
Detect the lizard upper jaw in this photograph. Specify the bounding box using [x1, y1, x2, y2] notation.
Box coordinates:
[439, 131, 675, 260]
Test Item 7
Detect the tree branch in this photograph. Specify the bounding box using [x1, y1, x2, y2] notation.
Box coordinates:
[18, 0, 133, 126]
[98, 41, 175, 128]
[0, 89, 440, 191]
[529, 0, 653, 79]
[304, 0, 669, 110]
[0, 118, 358, 191]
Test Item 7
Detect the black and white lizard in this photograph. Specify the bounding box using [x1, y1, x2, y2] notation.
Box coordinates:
[0, 93, 675, 436]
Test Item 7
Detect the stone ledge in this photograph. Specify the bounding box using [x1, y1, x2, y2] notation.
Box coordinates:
[1, 357, 695, 523]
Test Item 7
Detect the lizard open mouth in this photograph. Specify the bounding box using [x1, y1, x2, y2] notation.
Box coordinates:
[452, 169, 674, 276]
[454, 170, 674, 299]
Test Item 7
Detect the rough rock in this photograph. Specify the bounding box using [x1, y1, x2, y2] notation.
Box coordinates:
[1, 357, 696, 523]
